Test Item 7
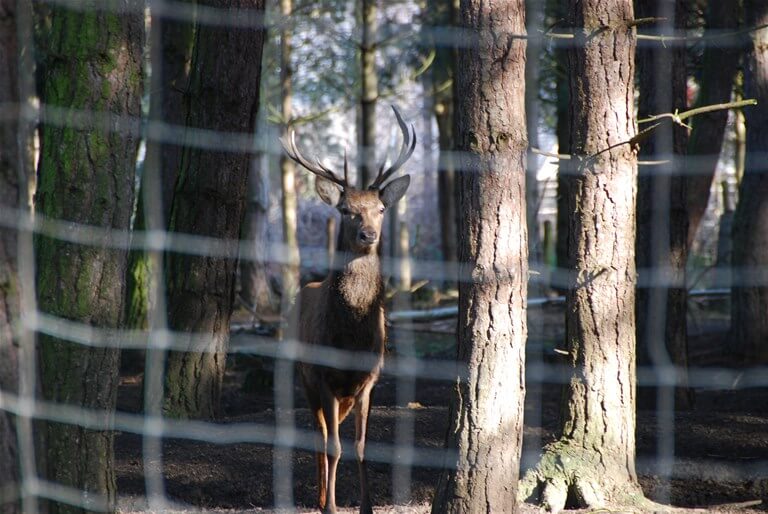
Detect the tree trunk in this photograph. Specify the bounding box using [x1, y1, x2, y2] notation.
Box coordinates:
[34, 6, 143, 512]
[239, 153, 275, 316]
[126, 9, 195, 329]
[124, 7, 196, 373]
[163, 0, 266, 419]
[428, 0, 458, 279]
[0, 1, 21, 508]
[431, 1, 528, 512]
[279, 0, 300, 310]
[684, 0, 741, 249]
[525, 0, 544, 291]
[731, 0, 768, 365]
[359, 0, 378, 189]
[519, 1, 650, 510]
[635, 0, 693, 410]
[554, 1, 570, 290]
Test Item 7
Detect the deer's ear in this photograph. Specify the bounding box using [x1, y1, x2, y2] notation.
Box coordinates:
[379, 175, 410, 208]
[316, 177, 342, 206]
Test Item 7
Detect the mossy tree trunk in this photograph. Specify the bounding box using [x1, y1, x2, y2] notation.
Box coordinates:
[0, 1, 22, 509]
[635, 0, 693, 410]
[123, 8, 196, 372]
[430, 1, 528, 512]
[519, 1, 649, 511]
[163, 0, 266, 419]
[731, 0, 768, 365]
[684, 0, 740, 249]
[34, 6, 143, 512]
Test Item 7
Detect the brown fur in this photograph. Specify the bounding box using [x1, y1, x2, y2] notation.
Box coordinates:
[282, 107, 414, 513]
[297, 190, 389, 514]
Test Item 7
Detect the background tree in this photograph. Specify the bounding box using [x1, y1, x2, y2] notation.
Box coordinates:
[0, 0, 22, 509]
[123, 4, 196, 371]
[519, 0, 649, 510]
[731, 0, 768, 364]
[525, 0, 545, 283]
[34, 5, 143, 511]
[278, 0, 300, 310]
[635, 0, 693, 409]
[431, 0, 528, 511]
[163, 0, 266, 419]
[359, 0, 378, 189]
[426, 0, 458, 280]
[684, 0, 741, 249]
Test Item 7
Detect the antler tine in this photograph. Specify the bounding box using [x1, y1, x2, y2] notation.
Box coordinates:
[279, 131, 347, 187]
[369, 106, 417, 189]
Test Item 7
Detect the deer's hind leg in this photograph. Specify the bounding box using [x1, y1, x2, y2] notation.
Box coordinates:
[310, 405, 329, 511]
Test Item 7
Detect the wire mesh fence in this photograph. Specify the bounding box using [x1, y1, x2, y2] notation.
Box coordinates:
[1, 0, 767, 512]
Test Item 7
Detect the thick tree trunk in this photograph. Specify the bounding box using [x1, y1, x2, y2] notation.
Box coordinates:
[0, 1, 21, 509]
[519, 1, 650, 511]
[126, 10, 195, 333]
[359, 0, 378, 189]
[431, 1, 528, 512]
[34, 6, 143, 512]
[731, 1, 768, 365]
[163, 0, 265, 419]
[635, 0, 693, 410]
[684, 0, 741, 249]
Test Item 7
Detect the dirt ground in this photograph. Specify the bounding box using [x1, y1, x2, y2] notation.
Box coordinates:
[114, 302, 768, 513]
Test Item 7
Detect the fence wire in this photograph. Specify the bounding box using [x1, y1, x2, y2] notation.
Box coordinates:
[1, 0, 767, 512]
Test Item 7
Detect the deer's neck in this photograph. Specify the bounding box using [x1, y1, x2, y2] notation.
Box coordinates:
[330, 252, 383, 317]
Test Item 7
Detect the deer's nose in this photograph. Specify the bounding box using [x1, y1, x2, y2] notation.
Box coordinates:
[358, 228, 378, 245]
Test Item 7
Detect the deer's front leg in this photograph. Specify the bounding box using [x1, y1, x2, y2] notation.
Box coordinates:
[320, 389, 340, 514]
[354, 385, 374, 514]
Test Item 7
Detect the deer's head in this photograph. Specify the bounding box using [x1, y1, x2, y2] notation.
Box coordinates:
[280, 106, 416, 254]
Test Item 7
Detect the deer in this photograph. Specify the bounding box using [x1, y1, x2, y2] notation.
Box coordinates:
[280, 106, 416, 514]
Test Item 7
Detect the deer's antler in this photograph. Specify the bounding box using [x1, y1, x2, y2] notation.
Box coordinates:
[280, 131, 349, 188]
[368, 105, 417, 190]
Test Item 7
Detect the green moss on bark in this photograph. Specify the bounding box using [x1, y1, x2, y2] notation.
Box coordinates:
[34, 5, 143, 512]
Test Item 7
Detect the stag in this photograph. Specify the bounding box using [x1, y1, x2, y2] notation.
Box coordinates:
[280, 106, 416, 514]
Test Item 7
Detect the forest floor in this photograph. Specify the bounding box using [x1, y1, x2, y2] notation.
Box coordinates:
[115, 299, 768, 513]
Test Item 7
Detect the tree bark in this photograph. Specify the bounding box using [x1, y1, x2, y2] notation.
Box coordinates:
[163, 0, 265, 419]
[431, 1, 528, 512]
[0, 1, 21, 509]
[554, 0, 570, 290]
[34, 6, 143, 512]
[519, 1, 650, 511]
[239, 154, 275, 316]
[635, 0, 693, 410]
[428, 0, 458, 278]
[359, 0, 378, 189]
[731, 0, 768, 365]
[525, 0, 544, 288]
[684, 0, 741, 250]
[126, 9, 195, 333]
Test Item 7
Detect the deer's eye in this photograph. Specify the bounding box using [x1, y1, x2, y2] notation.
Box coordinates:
[378, 207, 385, 214]
[339, 207, 351, 216]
